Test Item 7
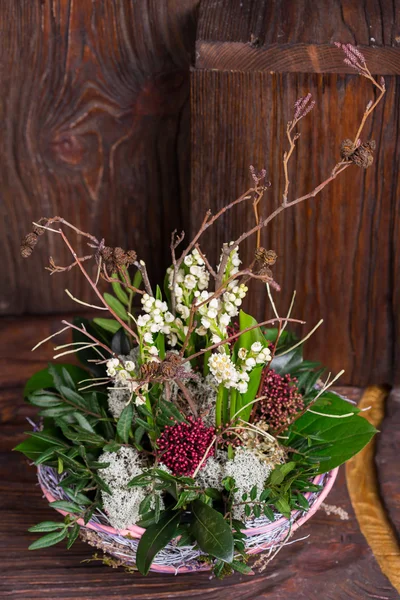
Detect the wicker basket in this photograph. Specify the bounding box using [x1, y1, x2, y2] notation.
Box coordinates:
[38, 466, 338, 574]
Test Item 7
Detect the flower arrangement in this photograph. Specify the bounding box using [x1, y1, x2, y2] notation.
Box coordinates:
[17, 44, 384, 577]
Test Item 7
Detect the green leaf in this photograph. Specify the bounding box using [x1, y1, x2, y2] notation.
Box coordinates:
[14, 435, 56, 461]
[38, 406, 76, 418]
[93, 318, 121, 334]
[238, 310, 265, 351]
[111, 328, 131, 355]
[62, 367, 77, 390]
[27, 392, 63, 408]
[117, 403, 133, 443]
[132, 269, 142, 292]
[238, 365, 263, 421]
[136, 509, 181, 575]
[190, 500, 234, 563]
[28, 521, 65, 533]
[269, 462, 297, 485]
[250, 485, 257, 501]
[288, 393, 376, 472]
[73, 412, 96, 433]
[110, 274, 130, 306]
[104, 293, 128, 321]
[273, 497, 291, 518]
[24, 364, 89, 397]
[34, 447, 58, 465]
[50, 501, 82, 514]
[29, 528, 68, 550]
[230, 560, 252, 575]
[67, 523, 81, 549]
[263, 505, 275, 521]
[270, 346, 303, 375]
[59, 386, 88, 410]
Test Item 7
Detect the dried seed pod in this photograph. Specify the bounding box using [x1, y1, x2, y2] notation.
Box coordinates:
[32, 217, 49, 236]
[351, 141, 375, 169]
[255, 247, 277, 266]
[340, 139, 356, 159]
[340, 139, 375, 168]
[139, 361, 160, 380]
[20, 232, 38, 258]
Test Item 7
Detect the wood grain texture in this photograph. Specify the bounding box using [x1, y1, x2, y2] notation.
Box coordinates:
[1, 314, 399, 599]
[191, 1, 400, 385]
[0, 0, 198, 316]
[197, 0, 400, 46]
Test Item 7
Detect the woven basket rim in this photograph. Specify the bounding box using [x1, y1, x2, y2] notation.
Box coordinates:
[39, 466, 339, 540]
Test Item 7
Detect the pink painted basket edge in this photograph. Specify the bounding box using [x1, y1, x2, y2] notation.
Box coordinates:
[39, 466, 339, 573]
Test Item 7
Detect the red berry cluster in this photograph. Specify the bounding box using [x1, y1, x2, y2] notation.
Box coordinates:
[257, 369, 304, 432]
[157, 417, 215, 476]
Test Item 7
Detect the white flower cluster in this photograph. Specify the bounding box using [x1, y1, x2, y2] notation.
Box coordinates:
[208, 351, 250, 394]
[167, 248, 209, 320]
[218, 244, 242, 282]
[208, 340, 271, 394]
[237, 341, 272, 371]
[194, 282, 248, 343]
[106, 354, 146, 407]
[137, 294, 175, 356]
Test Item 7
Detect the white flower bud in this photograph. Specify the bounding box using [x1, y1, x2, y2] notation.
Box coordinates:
[143, 332, 153, 344]
[251, 342, 263, 353]
[148, 346, 159, 356]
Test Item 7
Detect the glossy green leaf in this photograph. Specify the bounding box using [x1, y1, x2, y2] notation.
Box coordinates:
[238, 310, 265, 351]
[50, 500, 82, 514]
[29, 528, 68, 550]
[28, 521, 65, 533]
[67, 523, 81, 549]
[110, 274, 130, 306]
[24, 364, 89, 397]
[288, 393, 376, 473]
[190, 500, 234, 563]
[104, 293, 128, 321]
[59, 386, 88, 410]
[117, 403, 133, 443]
[136, 509, 181, 575]
[93, 318, 121, 334]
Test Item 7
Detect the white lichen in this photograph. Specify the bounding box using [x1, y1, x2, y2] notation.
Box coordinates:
[98, 447, 148, 530]
[224, 448, 273, 519]
[195, 450, 228, 490]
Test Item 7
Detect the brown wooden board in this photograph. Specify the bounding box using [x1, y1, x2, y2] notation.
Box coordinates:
[0, 315, 399, 598]
[0, 0, 199, 316]
[191, 0, 400, 386]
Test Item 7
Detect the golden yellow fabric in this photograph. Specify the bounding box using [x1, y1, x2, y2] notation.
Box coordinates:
[345, 385, 400, 592]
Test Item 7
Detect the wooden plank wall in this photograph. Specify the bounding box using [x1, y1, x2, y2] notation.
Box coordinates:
[0, 0, 199, 315]
[191, 0, 400, 385]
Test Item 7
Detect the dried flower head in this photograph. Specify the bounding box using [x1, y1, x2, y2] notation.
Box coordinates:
[157, 417, 215, 476]
[293, 93, 315, 121]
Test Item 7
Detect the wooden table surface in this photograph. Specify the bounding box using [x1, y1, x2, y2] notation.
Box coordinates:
[1, 315, 399, 599]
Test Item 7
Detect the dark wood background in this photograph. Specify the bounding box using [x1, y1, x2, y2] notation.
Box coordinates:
[191, 0, 400, 386]
[0, 1, 399, 380]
